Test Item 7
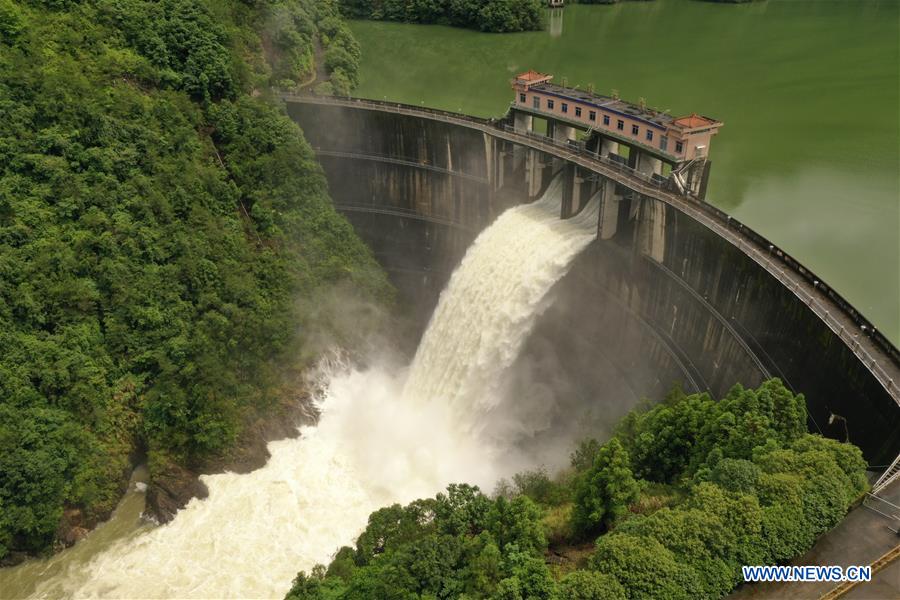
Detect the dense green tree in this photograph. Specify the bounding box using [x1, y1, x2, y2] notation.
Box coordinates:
[757, 473, 812, 563]
[589, 533, 700, 600]
[496, 547, 557, 599]
[487, 495, 546, 555]
[558, 570, 626, 600]
[260, 1, 359, 94]
[569, 437, 602, 472]
[0, 0, 387, 560]
[354, 500, 437, 564]
[0, 0, 25, 40]
[477, 0, 543, 33]
[0, 406, 93, 554]
[338, 0, 545, 33]
[434, 483, 493, 537]
[511, 468, 569, 506]
[571, 438, 640, 535]
[622, 379, 807, 483]
[703, 457, 761, 495]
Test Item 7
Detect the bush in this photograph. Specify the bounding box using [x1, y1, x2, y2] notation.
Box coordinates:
[558, 570, 627, 600]
[0, 0, 25, 41]
[571, 438, 640, 535]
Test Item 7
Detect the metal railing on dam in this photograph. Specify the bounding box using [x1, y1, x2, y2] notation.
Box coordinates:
[280, 93, 900, 407]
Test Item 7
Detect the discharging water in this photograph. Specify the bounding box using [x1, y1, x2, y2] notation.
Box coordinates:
[2, 180, 600, 599]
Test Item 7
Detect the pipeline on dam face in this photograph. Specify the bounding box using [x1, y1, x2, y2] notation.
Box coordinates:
[7, 176, 602, 599]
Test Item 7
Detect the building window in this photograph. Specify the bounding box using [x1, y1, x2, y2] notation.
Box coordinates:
[646, 130, 654, 142]
[660, 136, 668, 152]
[675, 140, 684, 153]
[533, 96, 540, 109]
[631, 124, 639, 136]
[519, 93, 526, 103]
[562, 103, 568, 113]
[603, 115, 610, 126]
[575, 106, 582, 117]
[547, 99, 554, 110]
[617, 119, 624, 130]
[589, 110, 596, 122]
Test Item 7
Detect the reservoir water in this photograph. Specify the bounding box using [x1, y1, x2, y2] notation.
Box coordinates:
[349, 0, 900, 342]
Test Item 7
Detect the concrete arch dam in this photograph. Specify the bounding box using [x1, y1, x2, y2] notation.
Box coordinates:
[284, 94, 900, 466]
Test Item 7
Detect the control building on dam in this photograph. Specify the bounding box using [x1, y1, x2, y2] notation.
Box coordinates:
[281, 81, 900, 487]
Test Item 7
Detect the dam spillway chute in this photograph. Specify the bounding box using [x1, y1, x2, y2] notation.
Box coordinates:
[402, 173, 598, 427]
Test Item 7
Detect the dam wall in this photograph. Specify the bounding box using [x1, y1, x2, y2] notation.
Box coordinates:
[287, 102, 507, 325]
[286, 99, 900, 464]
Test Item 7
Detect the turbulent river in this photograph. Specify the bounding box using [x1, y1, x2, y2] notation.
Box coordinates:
[2, 178, 600, 599]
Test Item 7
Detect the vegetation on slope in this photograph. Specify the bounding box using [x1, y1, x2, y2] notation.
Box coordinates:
[0, 0, 389, 561]
[338, 0, 545, 33]
[285, 379, 868, 599]
[264, 0, 362, 95]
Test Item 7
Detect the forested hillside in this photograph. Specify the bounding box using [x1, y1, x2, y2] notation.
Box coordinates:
[285, 380, 868, 599]
[0, 0, 389, 561]
[338, 0, 545, 33]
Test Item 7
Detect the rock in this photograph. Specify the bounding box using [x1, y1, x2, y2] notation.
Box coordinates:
[0, 550, 29, 568]
[145, 390, 315, 523]
[63, 527, 90, 546]
[62, 507, 84, 527]
[145, 463, 210, 524]
[53, 507, 92, 549]
[545, 550, 568, 565]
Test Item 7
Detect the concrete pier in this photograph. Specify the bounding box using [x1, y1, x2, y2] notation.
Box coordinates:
[598, 178, 621, 239]
[514, 111, 533, 133]
[637, 151, 663, 176]
[600, 137, 619, 158]
[550, 122, 577, 144]
[526, 149, 544, 198]
[637, 197, 666, 262]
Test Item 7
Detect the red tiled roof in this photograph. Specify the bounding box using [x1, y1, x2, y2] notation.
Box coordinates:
[516, 70, 551, 82]
[673, 113, 716, 129]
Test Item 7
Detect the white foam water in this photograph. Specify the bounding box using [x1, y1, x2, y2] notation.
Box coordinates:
[27, 178, 599, 599]
[404, 176, 600, 427]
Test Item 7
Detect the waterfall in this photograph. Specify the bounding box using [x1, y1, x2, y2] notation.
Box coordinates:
[26, 177, 599, 599]
[403, 176, 600, 425]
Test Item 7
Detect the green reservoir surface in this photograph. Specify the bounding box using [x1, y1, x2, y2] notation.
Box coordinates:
[349, 0, 900, 343]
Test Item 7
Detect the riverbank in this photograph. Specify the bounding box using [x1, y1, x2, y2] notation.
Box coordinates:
[0, 380, 316, 570]
[144, 384, 319, 525]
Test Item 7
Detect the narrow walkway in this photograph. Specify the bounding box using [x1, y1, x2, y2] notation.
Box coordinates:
[297, 37, 326, 90]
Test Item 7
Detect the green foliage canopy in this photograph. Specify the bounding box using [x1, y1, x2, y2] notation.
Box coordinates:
[0, 0, 387, 559]
[338, 0, 545, 33]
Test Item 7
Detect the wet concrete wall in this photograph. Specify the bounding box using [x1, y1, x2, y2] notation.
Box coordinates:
[288, 101, 900, 464]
